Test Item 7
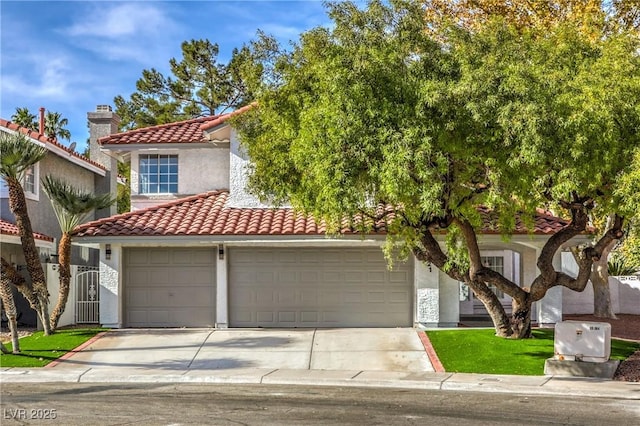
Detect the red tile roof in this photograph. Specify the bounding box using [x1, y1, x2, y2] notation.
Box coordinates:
[73, 191, 569, 238]
[0, 119, 106, 171]
[98, 105, 254, 146]
[0, 219, 54, 242]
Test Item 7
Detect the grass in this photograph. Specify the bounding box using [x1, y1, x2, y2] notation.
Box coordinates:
[426, 328, 640, 376]
[0, 328, 106, 368]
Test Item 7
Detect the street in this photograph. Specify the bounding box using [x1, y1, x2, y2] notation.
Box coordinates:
[1, 383, 638, 425]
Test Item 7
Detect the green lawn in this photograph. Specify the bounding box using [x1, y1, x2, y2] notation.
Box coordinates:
[426, 328, 640, 375]
[0, 328, 106, 368]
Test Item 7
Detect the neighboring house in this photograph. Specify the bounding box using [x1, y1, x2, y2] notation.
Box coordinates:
[0, 107, 118, 267]
[72, 105, 595, 329]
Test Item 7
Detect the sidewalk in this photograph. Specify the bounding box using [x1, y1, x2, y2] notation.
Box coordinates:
[2, 365, 639, 399]
[2, 327, 638, 400]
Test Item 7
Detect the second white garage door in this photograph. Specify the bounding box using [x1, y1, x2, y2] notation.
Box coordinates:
[124, 247, 216, 327]
[229, 247, 412, 327]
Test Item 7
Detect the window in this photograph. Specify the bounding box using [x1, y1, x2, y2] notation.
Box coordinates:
[459, 255, 506, 301]
[139, 154, 178, 194]
[481, 255, 505, 298]
[24, 165, 36, 194]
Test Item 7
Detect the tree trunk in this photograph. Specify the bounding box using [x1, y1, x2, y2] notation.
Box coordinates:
[1, 259, 22, 353]
[50, 232, 72, 331]
[0, 277, 20, 353]
[467, 280, 513, 337]
[6, 177, 51, 335]
[510, 296, 533, 339]
[592, 242, 617, 319]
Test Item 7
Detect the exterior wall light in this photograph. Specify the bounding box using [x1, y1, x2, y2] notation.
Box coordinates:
[105, 244, 112, 260]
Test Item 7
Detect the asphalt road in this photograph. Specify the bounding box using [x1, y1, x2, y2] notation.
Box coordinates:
[1, 383, 638, 425]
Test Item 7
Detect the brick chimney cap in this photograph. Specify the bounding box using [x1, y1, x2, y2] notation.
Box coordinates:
[96, 105, 112, 112]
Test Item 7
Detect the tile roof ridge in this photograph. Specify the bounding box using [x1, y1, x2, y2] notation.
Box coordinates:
[0, 218, 54, 241]
[99, 115, 224, 144]
[73, 190, 229, 232]
[0, 118, 106, 171]
[200, 103, 256, 131]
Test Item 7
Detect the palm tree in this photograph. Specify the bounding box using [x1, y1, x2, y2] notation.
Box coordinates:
[1, 258, 25, 353]
[44, 111, 71, 141]
[11, 107, 38, 131]
[0, 133, 52, 335]
[41, 176, 114, 330]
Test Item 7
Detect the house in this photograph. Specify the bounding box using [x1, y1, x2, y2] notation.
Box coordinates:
[72, 105, 596, 329]
[0, 106, 119, 326]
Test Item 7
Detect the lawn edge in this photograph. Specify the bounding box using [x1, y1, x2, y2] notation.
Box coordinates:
[45, 331, 109, 368]
[418, 331, 445, 373]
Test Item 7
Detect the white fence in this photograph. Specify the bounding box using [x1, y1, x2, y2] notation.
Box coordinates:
[562, 275, 640, 315]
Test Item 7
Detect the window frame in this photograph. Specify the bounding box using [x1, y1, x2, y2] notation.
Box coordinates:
[138, 154, 179, 195]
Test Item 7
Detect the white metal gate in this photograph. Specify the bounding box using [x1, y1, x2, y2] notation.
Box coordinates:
[75, 268, 99, 323]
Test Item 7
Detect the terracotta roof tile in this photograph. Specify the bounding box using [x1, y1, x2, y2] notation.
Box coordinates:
[73, 191, 570, 239]
[0, 119, 106, 171]
[98, 105, 254, 146]
[0, 219, 54, 242]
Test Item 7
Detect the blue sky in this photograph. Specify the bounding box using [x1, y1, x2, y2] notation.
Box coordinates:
[1, 0, 344, 152]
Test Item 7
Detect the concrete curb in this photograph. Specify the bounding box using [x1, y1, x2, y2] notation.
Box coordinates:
[417, 331, 445, 373]
[2, 367, 638, 399]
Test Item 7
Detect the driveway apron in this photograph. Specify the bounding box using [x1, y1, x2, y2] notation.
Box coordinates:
[52, 328, 434, 373]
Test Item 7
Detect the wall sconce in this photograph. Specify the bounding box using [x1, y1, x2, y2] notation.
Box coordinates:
[105, 244, 112, 260]
[218, 245, 224, 260]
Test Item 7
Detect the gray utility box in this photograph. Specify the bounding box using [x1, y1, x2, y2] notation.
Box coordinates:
[553, 321, 611, 363]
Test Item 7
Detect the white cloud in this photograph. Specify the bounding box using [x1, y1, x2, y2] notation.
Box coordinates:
[61, 2, 180, 65]
[1, 55, 71, 99]
[65, 3, 172, 39]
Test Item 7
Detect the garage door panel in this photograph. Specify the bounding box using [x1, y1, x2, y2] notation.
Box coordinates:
[229, 248, 412, 327]
[148, 249, 170, 264]
[125, 248, 215, 327]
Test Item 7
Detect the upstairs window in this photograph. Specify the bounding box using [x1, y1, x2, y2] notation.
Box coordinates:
[139, 154, 178, 194]
[24, 165, 36, 195]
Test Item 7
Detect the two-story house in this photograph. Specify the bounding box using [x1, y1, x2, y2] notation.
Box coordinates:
[71, 104, 603, 330]
[1, 106, 120, 326]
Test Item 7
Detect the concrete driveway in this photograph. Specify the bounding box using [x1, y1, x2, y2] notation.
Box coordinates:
[51, 328, 433, 374]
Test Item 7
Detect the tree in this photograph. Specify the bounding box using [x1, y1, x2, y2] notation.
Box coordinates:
[0, 133, 52, 335]
[234, 0, 639, 338]
[422, 0, 640, 319]
[11, 107, 37, 131]
[44, 111, 71, 141]
[1, 260, 21, 353]
[41, 176, 114, 331]
[117, 161, 131, 214]
[114, 39, 250, 131]
[10, 107, 72, 141]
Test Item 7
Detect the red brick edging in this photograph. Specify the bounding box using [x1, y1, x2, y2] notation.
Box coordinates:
[45, 331, 109, 368]
[418, 331, 445, 373]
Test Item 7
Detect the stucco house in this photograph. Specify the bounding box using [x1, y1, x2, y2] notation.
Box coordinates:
[71, 105, 595, 329]
[0, 107, 118, 267]
[1, 106, 121, 326]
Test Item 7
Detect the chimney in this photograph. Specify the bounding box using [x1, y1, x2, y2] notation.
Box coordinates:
[39, 107, 45, 135]
[87, 104, 120, 170]
[88, 105, 120, 219]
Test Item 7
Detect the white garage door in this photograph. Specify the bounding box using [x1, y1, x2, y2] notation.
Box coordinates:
[229, 247, 412, 327]
[125, 248, 215, 327]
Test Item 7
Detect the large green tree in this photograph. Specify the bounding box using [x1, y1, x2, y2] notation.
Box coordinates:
[114, 39, 250, 130]
[0, 133, 52, 335]
[235, 0, 639, 338]
[41, 176, 114, 331]
[421, 0, 640, 319]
